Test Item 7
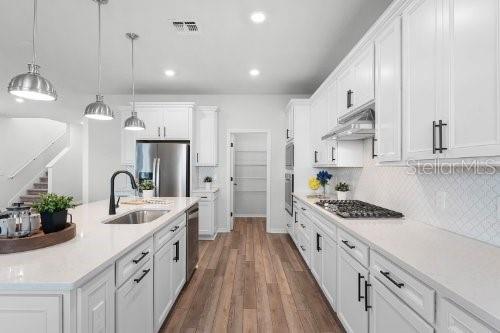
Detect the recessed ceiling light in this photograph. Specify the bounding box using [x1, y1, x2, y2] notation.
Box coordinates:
[15, 98, 24, 103]
[249, 69, 260, 77]
[250, 11, 266, 24]
[165, 70, 176, 77]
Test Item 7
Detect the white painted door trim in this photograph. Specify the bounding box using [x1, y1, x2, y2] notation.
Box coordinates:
[226, 129, 271, 233]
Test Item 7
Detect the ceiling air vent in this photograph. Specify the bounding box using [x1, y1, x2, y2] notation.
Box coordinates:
[172, 21, 199, 34]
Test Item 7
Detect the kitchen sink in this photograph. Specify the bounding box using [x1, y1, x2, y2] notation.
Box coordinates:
[104, 210, 169, 225]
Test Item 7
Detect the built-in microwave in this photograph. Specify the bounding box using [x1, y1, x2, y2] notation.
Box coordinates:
[285, 142, 294, 170]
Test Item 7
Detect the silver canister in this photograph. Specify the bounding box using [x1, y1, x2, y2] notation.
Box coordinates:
[3, 203, 37, 238]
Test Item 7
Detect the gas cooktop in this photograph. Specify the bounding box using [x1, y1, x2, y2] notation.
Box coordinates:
[315, 200, 404, 219]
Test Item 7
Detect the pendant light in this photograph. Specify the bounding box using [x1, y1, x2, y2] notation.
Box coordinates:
[8, 0, 57, 101]
[124, 33, 145, 131]
[84, 0, 113, 120]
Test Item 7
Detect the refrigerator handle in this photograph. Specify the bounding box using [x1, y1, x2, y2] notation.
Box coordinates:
[152, 157, 157, 197]
[156, 158, 161, 197]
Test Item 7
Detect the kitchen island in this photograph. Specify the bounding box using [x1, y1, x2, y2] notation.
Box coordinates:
[0, 197, 199, 333]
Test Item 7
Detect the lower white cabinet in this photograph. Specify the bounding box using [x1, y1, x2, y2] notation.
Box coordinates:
[172, 228, 187, 300]
[369, 278, 433, 333]
[0, 295, 62, 333]
[438, 298, 498, 333]
[116, 259, 154, 333]
[320, 232, 337, 309]
[193, 191, 219, 238]
[77, 265, 115, 333]
[337, 248, 369, 333]
[153, 237, 175, 332]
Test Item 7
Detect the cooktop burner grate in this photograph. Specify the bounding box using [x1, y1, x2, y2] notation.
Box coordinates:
[315, 200, 404, 219]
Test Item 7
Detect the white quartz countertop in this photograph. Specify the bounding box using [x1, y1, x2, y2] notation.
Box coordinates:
[293, 193, 500, 330]
[0, 197, 199, 290]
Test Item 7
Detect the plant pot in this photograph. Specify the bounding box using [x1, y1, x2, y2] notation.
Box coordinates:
[40, 210, 69, 234]
[337, 191, 348, 200]
[142, 190, 154, 199]
[204, 183, 212, 191]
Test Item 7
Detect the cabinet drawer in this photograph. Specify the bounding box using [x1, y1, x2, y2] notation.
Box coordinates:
[154, 214, 186, 251]
[192, 192, 216, 201]
[337, 229, 369, 267]
[297, 211, 311, 239]
[370, 250, 435, 324]
[309, 210, 337, 241]
[438, 298, 497, 333]
[296, 230, 310, 266]
[116, 237, 154, 287]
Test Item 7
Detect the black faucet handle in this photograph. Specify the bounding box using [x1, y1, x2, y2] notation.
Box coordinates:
[116, 196, 122, 208]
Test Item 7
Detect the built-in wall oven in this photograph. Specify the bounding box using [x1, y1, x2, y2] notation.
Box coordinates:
[285, 142, 294, 170]
[285, 172, 294, 216]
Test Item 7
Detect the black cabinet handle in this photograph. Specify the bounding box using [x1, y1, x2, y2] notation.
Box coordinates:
[164, 126, 166, 137]
[173, 241, 180, 262]
[286, 224, 291, 227]
[364, 280, 372, 311]
[286, 129, 289, 139]
[316, 233, 321, 252]
[347, 90, 353, 108]
[300, 245, 306, 252]
[331, 147, 336, 161]
[134, 268, 151, 284]
[314, 151, 318, 163]
[170, 225, 179, 232]
[301, 207, 306, 211]
[196, 153, 199, 163]
[433, 120, 448, 154]
[132, 251, 149, 264]
[300, 223, 306, 228]
[372, 138, 378, 159]
[158, 127, 161, 137]
[358, 273, 364, 302]
[380, 270, 405, 288]
[294, 212, 298, 223]
[342, 239, 356, 249]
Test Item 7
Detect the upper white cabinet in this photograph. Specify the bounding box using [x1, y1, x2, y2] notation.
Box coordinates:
[375, 17, 402, 162]
[327, 80, 338, 130]
[194, 106, 219, 166]
[310, 89, 329, 165]
[403, 0, 500, 161]
[337, 45, 375, 119]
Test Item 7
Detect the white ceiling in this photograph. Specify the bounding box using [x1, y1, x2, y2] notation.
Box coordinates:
[0, 0, 392, 98]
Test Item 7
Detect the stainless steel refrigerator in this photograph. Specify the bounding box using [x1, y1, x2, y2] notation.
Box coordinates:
[136, 141, 190, 197]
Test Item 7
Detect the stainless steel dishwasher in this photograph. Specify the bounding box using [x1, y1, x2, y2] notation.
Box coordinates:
[186, 204, 199, 281]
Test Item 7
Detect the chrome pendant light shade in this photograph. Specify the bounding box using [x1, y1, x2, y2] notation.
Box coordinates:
[124, 33, 145, 131]
[84, 0, 113, 120]
[8, 0, 57, 101]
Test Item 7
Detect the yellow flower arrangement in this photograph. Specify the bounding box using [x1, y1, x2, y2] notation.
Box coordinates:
[308, 177, 320, 191]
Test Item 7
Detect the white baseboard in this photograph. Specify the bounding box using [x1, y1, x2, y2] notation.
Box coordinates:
[234, 214, 266, 218]
[199, 233, 217, 240]
[267, 228, 287, 234]
[217, 228, 230, 233]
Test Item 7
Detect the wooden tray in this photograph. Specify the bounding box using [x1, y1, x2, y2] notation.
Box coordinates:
[0, 223, 76, 254]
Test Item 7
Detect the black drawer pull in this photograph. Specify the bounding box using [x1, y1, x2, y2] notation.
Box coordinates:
[300, 223, 306, 228]
[173, 241, 180, 262]
[316, 233, 322, 252]
[134, 268, 151, 284]
[294, 212, 298, 223]
[342, 240, 356, 249]
[170, 225, 180, 232]
[301, 207, 306, 211]
[300, 245, 306, 252]
[132, 251, 149, 264]
[380, 271, 405, 288]
[364, 281, 372, 311]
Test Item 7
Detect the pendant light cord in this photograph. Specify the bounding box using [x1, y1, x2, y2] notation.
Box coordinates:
[32, 0, 37, 66]
[97, 2, 102, 96]
[131, 36, 136, 116]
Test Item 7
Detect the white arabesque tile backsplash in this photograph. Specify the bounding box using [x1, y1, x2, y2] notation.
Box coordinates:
[330, 140, 500, 247]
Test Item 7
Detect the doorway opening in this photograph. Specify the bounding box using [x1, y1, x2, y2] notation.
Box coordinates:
[227, 130, 271, 233]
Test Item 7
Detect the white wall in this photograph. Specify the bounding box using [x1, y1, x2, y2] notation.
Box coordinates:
[85, 94, 304, 232]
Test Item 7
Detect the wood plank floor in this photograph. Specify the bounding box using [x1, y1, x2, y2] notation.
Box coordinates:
[160, 218, 345, 333]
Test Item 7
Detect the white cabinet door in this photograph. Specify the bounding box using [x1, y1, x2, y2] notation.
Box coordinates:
[337, 248, 369, 333]
[375, 18, 402, 162]
[164, 108, 190, 140]
[77, 266, 115, 333]
[0, 295, 62, 333]
[403, 0, 443, 160]
[337, 68, 355, 117]
[286, 106, 294, 141]
[153, 240, 175, 332]
[195, 109, 218, 166]
[369, 278, 433, 333]
[327, 80, 338, 130]
[172, 228, 187, 297]
[352, 44, 375, 108]
[443, 0, 500, 159]
[438, 298, 497, 333]
[310, 98, 321, 165]
[116, 259, 154, 333]
[198, 200, 214, 236]
[321, 233, 337, 310]
[135, 109, 163, 140]
[310, 225, 323, 282]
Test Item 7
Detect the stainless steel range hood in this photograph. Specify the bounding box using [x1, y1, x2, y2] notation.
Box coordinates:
[322, 107, 375, 141]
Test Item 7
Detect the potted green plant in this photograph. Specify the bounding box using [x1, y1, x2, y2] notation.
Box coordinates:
[203, 176, 213, 190]
[32, 194, 75, 233]
[139, 180, 155, 199]
[335, 182, 350, 200]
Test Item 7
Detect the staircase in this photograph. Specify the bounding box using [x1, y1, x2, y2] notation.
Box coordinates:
[19, 171, 48, 206]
